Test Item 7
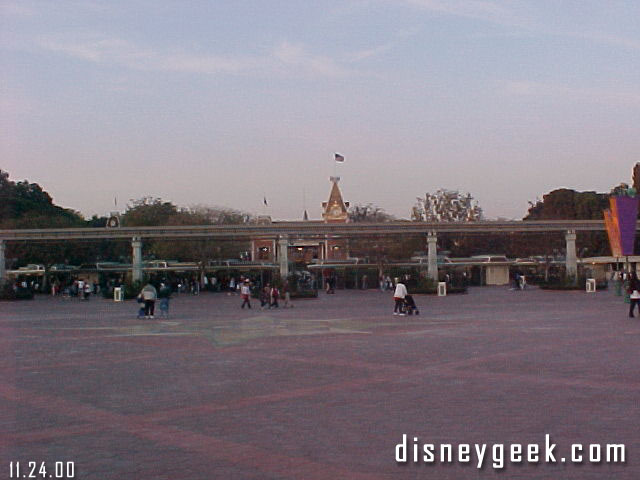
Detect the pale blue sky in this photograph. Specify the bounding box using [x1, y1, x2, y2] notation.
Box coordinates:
[2, 0, 638, 220]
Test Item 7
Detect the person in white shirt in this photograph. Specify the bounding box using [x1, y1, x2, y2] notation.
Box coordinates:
[240, 281, 251, 309]
[393, 281, 408, 316]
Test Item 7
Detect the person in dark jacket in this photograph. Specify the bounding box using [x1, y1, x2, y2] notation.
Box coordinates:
[629, 272, 640, 318]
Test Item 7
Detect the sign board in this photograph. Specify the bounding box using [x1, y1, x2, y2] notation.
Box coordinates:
[437, 282, 447, 297]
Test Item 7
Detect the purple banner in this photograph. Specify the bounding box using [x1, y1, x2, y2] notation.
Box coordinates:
[613, 196, 639, 256]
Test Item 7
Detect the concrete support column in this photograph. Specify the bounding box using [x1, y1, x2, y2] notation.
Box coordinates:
[277, 235, 289, 279]
[565, 230, 577, 279]
[427, 232, 438, 282]
[132, 237, 143, 283]
[0, 240, 6, 285]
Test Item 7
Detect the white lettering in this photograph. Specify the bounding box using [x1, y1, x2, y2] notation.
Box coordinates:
[492, 444, 504, 469]
[528, 443, 539, 462]
[475, 444, 486, 469]
[423, 444, 435, 463]
[395, 435, 407, 463]
[510, 443, 522, 463]
[441, 444, 453, 463]
[571, 444, 582, 462]
[545, 434, 556, 463]
[606, 444, 625, 463]
[458, 444, 470, 463]
[590, 444, 600, 462]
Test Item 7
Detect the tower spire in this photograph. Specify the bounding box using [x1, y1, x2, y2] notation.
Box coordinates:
[322, 177, 349, 223]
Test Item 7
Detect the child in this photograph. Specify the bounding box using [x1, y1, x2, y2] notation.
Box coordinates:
[136, 293, 145, 318]
[159, 297, 170, 316]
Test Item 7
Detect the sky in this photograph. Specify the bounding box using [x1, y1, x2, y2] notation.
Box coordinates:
[1, 0, 638, 221]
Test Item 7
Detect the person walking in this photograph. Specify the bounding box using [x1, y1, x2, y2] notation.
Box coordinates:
[260, 284, 270, 309]
[240, 280, 252, 309]
[629, 272, 640, 318]
[140, 282, 158, 319]
[282, 283, 292, 308]
[270, 284, 280, 308]
[393, 280, 408, 316]
[159, 283, 171, 317]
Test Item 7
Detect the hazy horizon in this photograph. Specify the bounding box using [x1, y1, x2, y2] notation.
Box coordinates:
[2, 1, 637, 221]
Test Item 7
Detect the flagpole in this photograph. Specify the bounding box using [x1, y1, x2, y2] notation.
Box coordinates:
[333, 152, 337, 178]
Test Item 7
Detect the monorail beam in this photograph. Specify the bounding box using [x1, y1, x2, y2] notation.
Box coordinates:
[0, 220, 609, 243]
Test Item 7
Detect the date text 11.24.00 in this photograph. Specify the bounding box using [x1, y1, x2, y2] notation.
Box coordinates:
[9, 461, 75, 479]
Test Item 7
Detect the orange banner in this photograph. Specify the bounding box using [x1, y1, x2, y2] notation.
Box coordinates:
[604, 208, 622, 257]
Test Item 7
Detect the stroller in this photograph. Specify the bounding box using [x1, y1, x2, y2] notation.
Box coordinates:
[404, 295, 420, 315]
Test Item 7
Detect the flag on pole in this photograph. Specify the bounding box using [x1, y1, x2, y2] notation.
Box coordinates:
[334, 153, 345, 162]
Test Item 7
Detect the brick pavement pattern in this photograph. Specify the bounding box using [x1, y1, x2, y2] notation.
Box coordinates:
[1, 287, 638, 479]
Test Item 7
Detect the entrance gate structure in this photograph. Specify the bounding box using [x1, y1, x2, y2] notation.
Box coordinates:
[0, 220, 608, 286]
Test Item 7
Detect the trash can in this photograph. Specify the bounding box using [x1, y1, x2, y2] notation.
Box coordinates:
[114, 287, 124, 302]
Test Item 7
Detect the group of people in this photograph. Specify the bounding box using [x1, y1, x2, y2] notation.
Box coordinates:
[47, 279, 98, 298]
[379, 275, 394, 292]
[239, 280, 292, 309]
[137, 282, 171, 319]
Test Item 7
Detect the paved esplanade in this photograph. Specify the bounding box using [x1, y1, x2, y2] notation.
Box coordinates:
[0, 220, 607, 283]
[1, 288, 636, 479]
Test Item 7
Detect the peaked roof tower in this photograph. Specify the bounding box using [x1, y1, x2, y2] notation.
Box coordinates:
[322, 176, 349, 223]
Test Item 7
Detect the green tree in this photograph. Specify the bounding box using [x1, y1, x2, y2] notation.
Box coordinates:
[524, 189, 608, 220]
[348, 203, 396, 223]
[0, 169, 85, 229]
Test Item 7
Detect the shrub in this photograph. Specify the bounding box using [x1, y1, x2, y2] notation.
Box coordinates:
[0, 283, 34, 300]
[410, 277, 467, 295]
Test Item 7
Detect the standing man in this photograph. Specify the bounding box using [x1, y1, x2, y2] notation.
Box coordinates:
[393, 280, 407, 316]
